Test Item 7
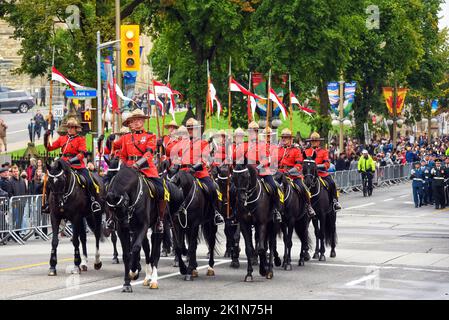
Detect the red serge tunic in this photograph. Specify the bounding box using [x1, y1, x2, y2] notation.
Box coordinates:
[119, 131, 159, 178]
[179, 138, 210, 179]
[278, 145, 303, 178]
[46, 134, 86, 169]
[304, 147, 330, 178]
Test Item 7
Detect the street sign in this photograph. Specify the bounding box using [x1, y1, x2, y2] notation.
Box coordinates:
[65, 89, 97, 98]
[53, 105, 65, 119]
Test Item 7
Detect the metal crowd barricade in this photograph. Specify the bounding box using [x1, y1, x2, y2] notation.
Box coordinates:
[0, 196, 13, 244]
[8, 195, 49, 244]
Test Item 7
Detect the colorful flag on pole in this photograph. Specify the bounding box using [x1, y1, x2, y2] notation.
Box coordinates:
[382, 87, 408, 115]
[269, 88, 287, 120]
[209, 82, 222, 119]
[343, 82, 356, 117]
[327, 82, 340, 115]
[230, 78, 263, 99]
[290, 92, 315, 116]
[51, 66, 83, 94]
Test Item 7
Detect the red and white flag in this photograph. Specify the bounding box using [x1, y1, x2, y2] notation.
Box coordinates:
[51, 66, 83, 95]
[269, 88, 287, 120]
[209, 82, 222, 119]
[230, 78, 263, 100]
[290, 92, 315, 116]
[149, 90, 164, 111]
[153, 80, 173, 96]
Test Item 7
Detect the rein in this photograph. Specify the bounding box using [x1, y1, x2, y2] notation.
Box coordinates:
[48, 169, 76, 204]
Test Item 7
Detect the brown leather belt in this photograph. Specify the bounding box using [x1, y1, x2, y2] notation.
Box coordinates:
[128, 156, 140, 161]
[62, 153, 77, 157]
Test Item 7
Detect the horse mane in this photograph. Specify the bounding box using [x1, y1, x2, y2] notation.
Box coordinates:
[56, 158, 71, 173]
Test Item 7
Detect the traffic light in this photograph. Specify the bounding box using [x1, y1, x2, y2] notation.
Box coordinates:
[121, 25, 140, 72]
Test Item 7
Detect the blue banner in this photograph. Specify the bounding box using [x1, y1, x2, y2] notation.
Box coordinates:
[327, 82, 340, 115]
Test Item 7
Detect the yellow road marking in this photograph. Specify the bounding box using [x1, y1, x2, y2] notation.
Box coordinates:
[0, 258, 73, 273]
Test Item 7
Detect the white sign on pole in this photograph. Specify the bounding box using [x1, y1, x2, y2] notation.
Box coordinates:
[53, 105, 64, 119]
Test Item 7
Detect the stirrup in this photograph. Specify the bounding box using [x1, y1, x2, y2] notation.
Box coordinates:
[333, 200, 342, 211]
[214, 212, 224, 225]
[90, 199, 101, 213]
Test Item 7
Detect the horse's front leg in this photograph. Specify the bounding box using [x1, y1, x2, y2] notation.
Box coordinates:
[48, 214, 61, 276]
[240, 220, 254, 282]
[184, 226, 199, 281]
[284, 223, 294, 271]
[129, 223, 149, 280]
[79, 218, 88, 272]
[142, 234, 152, 287]
[312, 217, 320, 259]
[117, 224, 132, 292]
[71, 219, 82, 274]
[257, 223, 268, 277]
[149, 229, 163, 289]
[319, 215, 326, 261]
[111, 231, 120, 264]
[89, 212, 103, 270]
[203, 220, 217, 277]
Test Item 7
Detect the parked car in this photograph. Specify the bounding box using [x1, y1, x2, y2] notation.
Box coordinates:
[0, 90, 35, 113]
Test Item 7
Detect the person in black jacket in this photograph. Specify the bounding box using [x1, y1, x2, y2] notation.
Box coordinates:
[335, 153, 347, 171]
[0, 167, 12, 197]
[10, 165, 28, 230]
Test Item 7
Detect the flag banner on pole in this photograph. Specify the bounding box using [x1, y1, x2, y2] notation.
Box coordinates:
[153, 80, 173, 95]
[382, 87, 408, 115]
[149, 90, 164, 111]
[167, 83, 177, 118]
[269, 88, 287, 120]
[51, 66, 83, 94]
[327, 81, 340, 115]
[290, 92, 315, 116]
[343, 82, 356, 117]
[230, 78, 263, 99]
[432, 99, 438, 114]
[115, 83, 133, 102]
[209, 82, 222, 119]
[250, 96, 257, 120]
[109, 79, 119, 113]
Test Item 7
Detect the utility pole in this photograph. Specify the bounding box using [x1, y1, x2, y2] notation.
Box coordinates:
[115, 0, 121, 133]
[338, 76, 344, 153]
[392, 78, 397, 148]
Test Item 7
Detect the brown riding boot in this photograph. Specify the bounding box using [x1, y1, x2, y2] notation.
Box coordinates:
[156, 199, 167, 233]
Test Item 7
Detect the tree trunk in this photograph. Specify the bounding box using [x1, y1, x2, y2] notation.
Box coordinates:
[318, 80, 330, 138]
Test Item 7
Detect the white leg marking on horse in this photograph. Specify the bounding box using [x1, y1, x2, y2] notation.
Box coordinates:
[150, 267, 158, 285]
[95, 249, 101, 264]
[145, 264, 152, 281]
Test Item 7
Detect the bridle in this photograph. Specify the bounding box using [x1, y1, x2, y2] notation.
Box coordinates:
[232, 167, 262, 207]
[303, 159, 320, 198]
[47, 168, 76, 205]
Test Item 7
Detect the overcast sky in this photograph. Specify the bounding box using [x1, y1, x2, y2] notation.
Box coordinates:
[440, 1, 449, 30]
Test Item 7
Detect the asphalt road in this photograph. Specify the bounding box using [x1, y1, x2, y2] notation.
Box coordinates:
[0, 107, 53, 151]
[1, 182, 449, 300]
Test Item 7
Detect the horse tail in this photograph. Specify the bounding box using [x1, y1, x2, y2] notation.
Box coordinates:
[324, 209, 337, 247]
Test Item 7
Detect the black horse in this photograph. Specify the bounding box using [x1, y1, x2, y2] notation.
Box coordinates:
[302, 152, 337, 261]
[275, 173, 311, 269]
[105, 165, 163, 292]
[103, 156, 121, 264]
[231, 164, 277, 282]
[167, 167, 218, 281]
[211, 165, 240, 268]
[46, 159, 103, 276]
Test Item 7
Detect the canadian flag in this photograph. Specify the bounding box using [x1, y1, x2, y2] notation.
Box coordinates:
[209, 83, 222, 119]
[269, 88, 287, 120]
[290, 92, 315, 116]
[51, 66, 83, 95]
[230, 78, 263, 100]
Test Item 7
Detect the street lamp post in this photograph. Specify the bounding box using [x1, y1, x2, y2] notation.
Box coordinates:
[392, 79, 398, 148]
[338, 78, 345, 153]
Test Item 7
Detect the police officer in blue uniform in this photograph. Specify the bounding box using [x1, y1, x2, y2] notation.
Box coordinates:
[431, 159, 446, 209]
[410, 162, 425, 208]
[421, 159, 431, 205]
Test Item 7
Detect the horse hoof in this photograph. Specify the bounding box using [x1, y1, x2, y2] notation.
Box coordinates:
[312, 252, 319, 260]
[192, 269, 199, 278]
[143, 279, 150, 287]
[48, 269, 57, 276]
[94, 262, 102, 270]
[230, 261, 240, 269]
[122, 285, 133, 293]
[71, 267, 81, 274]
[150, 282, 159, 289]
[266, 271, 273, 279]
[161, 250, 168, 258]
[319, 254, 326, 261]
[284, 264, 292, 271]
[81, 265, 88, 272]
[112, 257, 120, 264]
[184, 275, 193, 281]
[298, 259, 305, 267]
[274, 256, 282, 267]
[206, 268, 215, 276]
[304, 252, 311, 261]
[244, 275, 253, 282]
[330, 250, 336, 258]
[129, 271, 139, 281]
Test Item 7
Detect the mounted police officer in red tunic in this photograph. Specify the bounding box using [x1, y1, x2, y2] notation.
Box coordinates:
[42, 118, 101, 214]
[304, 132, 341, 211]
[119, 109, 167, 233]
